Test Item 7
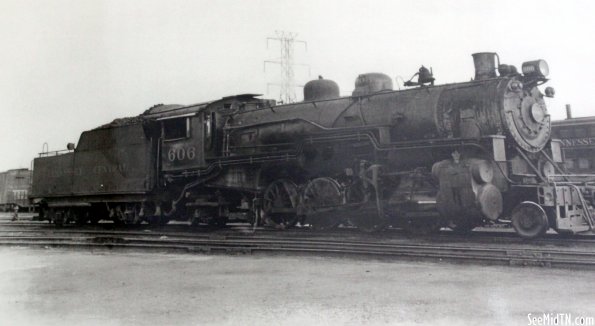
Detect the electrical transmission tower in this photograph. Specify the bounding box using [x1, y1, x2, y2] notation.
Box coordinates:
[264, 31, 309, 103]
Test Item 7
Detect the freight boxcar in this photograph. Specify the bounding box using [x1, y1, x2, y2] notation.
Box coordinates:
[552, 110, 595, 174]
[0, 169, 31, 211]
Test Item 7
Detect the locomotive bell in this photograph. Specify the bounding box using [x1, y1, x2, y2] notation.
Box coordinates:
[403, 66, 435, 87]
[417, 66, 435, 85]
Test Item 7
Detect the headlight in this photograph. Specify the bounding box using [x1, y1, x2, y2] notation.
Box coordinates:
[522, 59, 549, 78]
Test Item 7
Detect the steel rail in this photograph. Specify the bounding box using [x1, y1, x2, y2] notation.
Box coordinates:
[2, 222, 595, 246]
[1, 231, 594, 269]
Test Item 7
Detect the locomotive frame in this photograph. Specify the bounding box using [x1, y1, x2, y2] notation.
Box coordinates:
[30, 52, 595, 238]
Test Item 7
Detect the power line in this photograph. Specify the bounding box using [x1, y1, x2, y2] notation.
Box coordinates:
[264, 31, 309, 104]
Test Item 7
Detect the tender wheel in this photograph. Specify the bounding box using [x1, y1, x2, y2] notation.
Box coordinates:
[511, 201, 549, 239]
[111, 205, 124, 225]
[262, 179, 300, 229]
[112, 204, 143, 225]
[246, 211, 258, 226]
[126, 204, 142, 225]
[51, 209, 64, 227]
[53, 209, 67, 227]
[190, 209, 205, 226]
[74, 209, 88, 226]
[146, 203, 169, 226]
[88, 207, 104, 225]
[302, 177, 344, 230]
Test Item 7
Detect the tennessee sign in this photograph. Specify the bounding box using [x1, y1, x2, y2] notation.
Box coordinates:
[559, 137, 595, 147]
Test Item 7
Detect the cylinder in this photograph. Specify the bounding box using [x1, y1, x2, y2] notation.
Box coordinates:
[472, 52, 497, 80]
[477, 184, 503, 221]
[566, 104, 572, 119]
[469, 159, 494, 184]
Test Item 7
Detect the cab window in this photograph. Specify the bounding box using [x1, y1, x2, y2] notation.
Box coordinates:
[163, 118, 190, 141]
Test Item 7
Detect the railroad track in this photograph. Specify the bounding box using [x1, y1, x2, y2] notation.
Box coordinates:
[1, 220, 595, 269]
[2, 219, 595, 246]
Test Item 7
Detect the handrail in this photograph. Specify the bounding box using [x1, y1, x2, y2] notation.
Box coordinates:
[539, 149, 570, 182]
[38, 149, 72, 157]
[550, 179, 595, 231]
[547, 174, 595, 184]
[567, 184, 595, 230]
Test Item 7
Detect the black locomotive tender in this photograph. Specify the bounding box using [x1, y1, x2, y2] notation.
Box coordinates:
[31, 52, 595, 238]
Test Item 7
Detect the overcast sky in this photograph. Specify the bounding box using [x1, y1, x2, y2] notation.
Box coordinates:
[1, 0, 594, 171]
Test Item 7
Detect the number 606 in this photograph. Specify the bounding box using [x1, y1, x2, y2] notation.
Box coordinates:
[167, 146, 196, 161]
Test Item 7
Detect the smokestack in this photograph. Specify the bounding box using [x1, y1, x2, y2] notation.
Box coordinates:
[566, 104, 572, 119]
[472, 52, 498, 80]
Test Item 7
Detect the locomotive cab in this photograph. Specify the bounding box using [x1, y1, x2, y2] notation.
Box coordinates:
[143, 95, 280, 225]
[149, 94, 276, 177]
[159, 113, 206, 171]
[143, 102, 211, 175]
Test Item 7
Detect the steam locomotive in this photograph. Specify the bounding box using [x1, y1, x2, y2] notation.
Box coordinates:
[31, 52, 595, 238]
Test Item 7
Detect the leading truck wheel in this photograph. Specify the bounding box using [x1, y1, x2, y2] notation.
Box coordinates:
[511, 201, 549, 239]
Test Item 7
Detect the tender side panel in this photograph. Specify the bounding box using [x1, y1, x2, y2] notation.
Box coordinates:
[31, 154, 75, 197]
[72, 124, 154, 195]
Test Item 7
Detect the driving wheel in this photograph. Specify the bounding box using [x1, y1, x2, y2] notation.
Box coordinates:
[302, 177, 344, 230]
[262, 179, 300, 228]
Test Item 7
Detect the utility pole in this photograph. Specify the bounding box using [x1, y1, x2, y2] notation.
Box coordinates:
[264, 31, 309, 104]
